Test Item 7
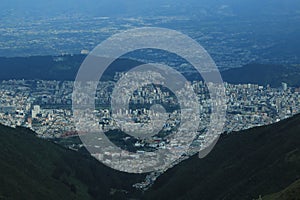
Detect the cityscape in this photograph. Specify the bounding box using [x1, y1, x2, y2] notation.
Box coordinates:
[1, 0, 300, 199]
[0, 75, 299, 189]
[0, 79, 297, 138]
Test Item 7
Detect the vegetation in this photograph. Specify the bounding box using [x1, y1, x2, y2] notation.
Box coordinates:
[0, 125, 144, 200]
[262, 179, 300, 200]
[143, 114, 300, 199]
[1, 83, 300, 199]
[1, 55, 300, 87]
[221, 63, 300, 87]
[0, 55, 141, 81]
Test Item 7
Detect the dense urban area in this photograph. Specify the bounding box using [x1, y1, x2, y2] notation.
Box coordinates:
[0, 76, 298, 189]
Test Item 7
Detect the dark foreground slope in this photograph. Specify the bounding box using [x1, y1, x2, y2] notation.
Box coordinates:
[0, 125, 143, 200]
[1, 114, 300, 200]
[263, 179, 300, 200]
[144, 114, 300, 200]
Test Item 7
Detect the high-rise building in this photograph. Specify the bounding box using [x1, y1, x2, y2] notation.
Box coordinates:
[282, 82, 288, 91]
[32, 105, 41, 118]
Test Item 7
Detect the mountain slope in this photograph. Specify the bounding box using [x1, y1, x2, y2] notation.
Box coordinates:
[1, 110, 300, 199]
[0, 125, 143, 200]
[144, 114, 300, 200]
[221, 63, 300, 87]
[1, 55, 300, 87]
[263, 179, 300, 200]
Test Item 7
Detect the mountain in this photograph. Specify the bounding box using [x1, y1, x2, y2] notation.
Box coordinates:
[142, 114, 300, 200]
[1, 55, 300, 87]
[0, 124, 144, 200]
[221, 63, 300, 87]
[1, 111, 300, 199]
[1, 81, 300, 199]
[0, 55, 141, 81]
[263, 179, 300, 200]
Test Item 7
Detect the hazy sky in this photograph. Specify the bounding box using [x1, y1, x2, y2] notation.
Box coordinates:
[1, 0, 299, 19]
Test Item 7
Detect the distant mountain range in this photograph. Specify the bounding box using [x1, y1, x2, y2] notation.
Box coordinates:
[221, 63, 300, 87]
[1, 110, 300, 199]
[0, 55, 300, 87]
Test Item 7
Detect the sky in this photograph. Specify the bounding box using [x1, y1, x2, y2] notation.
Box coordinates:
[0, 0, 299, 20]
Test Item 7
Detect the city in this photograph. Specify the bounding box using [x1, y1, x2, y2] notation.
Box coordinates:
[0, 76, 299, 189]
[0, 79, 297, 137]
